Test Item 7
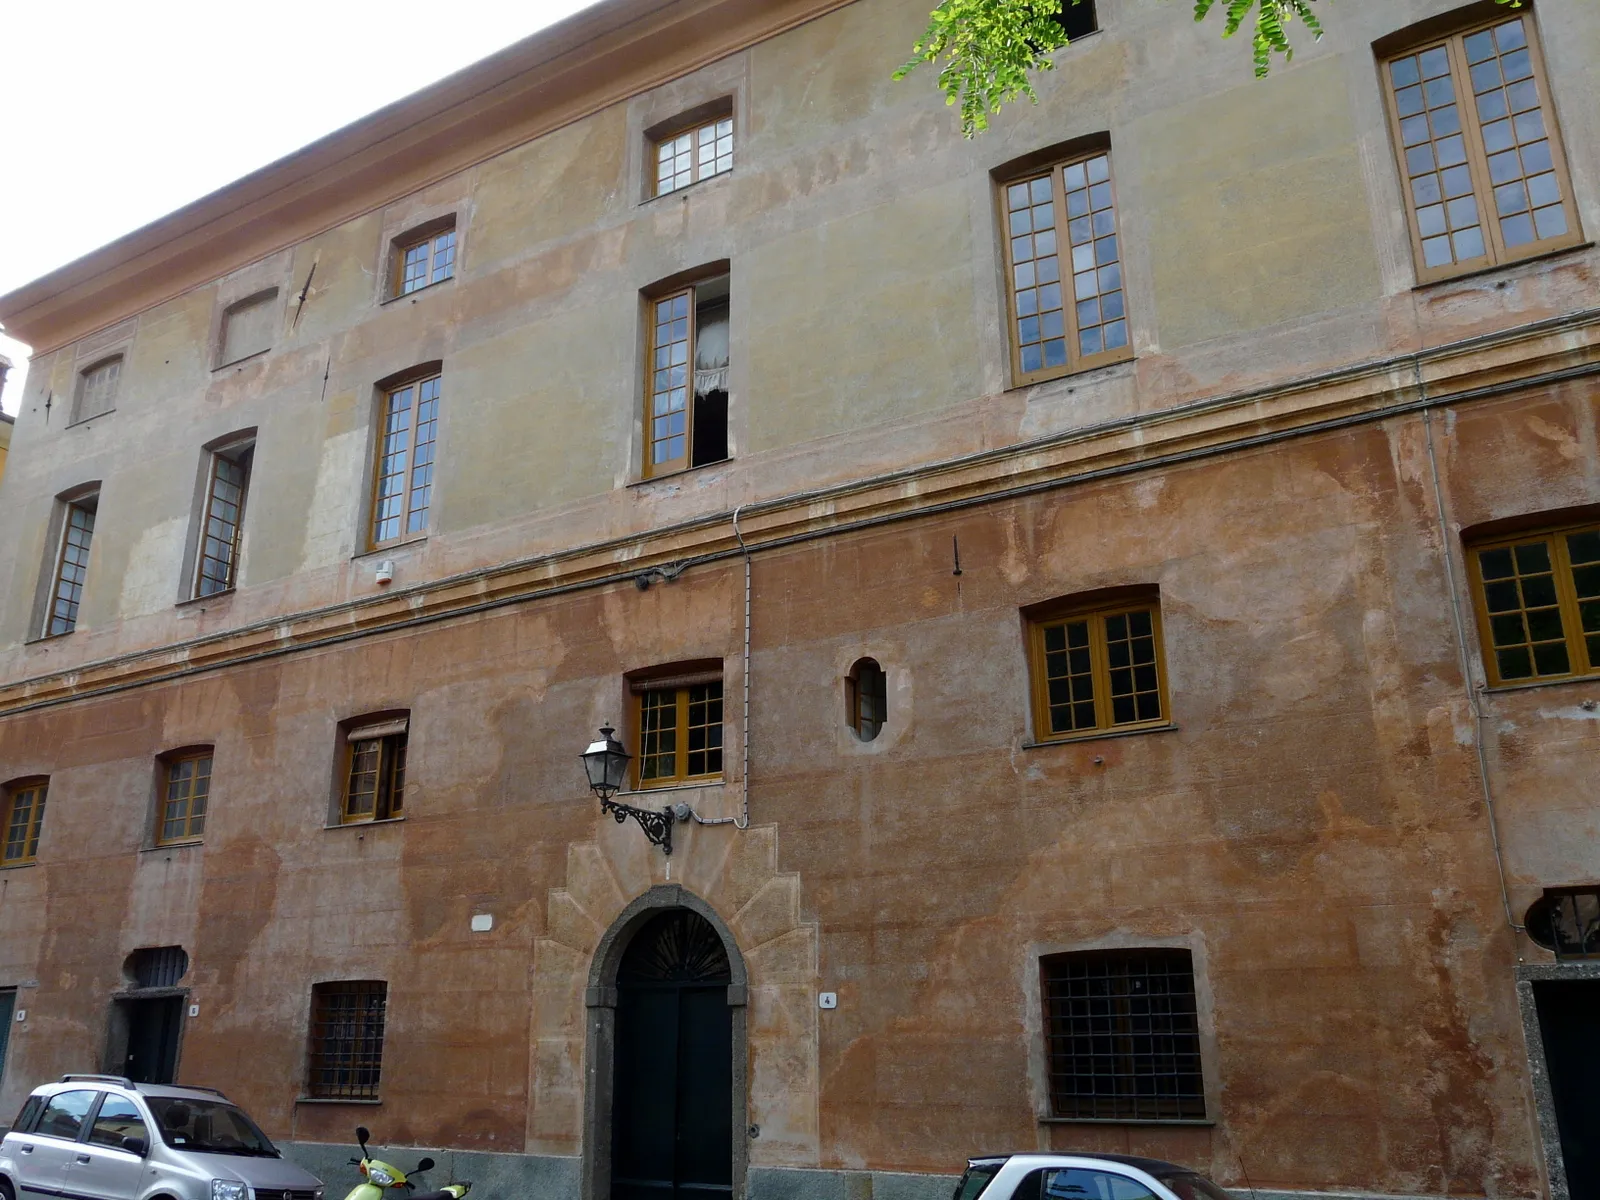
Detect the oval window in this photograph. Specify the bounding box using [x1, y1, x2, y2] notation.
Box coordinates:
[846, 658, 887, 741]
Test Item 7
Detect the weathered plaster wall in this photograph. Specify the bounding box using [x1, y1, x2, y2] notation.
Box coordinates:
[0, 0, 1596, 677]
[0, 392, 1594, 1195]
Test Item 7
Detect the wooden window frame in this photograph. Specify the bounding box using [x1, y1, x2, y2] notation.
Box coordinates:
[389, 218, 458, 300]
[45, 493, 98, 638]
[1026, 594, 1169, 743]
[306, 980, 388, 1100]
[649, 104, 735, 198]
[341, 716, 409, 824]
[631, 670, 724, 788]
[1, 778, 48, 867]
[996, 145, 1132, 388]
[73, 355, 122, 423]
[846, 657, 887, 742]
[156, 750, 213, 846]
[1466, 520, 1600, 687]
[1380, 7, 1581, 285]
[193, 440, 254, 598]
[367, 371, 441, 549]
[641, 272, 730, 479]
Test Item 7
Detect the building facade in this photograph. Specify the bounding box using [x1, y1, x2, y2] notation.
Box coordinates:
[0, 0, 1596, 1198]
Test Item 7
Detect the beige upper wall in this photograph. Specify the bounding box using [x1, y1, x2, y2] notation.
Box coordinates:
[0, 0, 1596, 672]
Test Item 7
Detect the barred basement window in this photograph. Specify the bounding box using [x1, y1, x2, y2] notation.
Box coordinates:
[0, 778, 48, 866]
[306, 980, 388, 1099]
[341, 716, 408, 823]
[126, 946, 190, 989]
[1467, 521, 1599, 686]
[632, 666, 724, 787]
[1041, 948, 1205, 1121]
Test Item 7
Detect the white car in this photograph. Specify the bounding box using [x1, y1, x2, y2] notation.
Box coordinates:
[0, 1074, 325, 1200]
[954, 1153, 1237, 1200]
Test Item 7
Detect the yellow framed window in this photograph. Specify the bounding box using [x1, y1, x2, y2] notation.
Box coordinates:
[47, 497, 98, 637]
[1, 779, 48, 866]
[1381, 11, 1580, 284]
[342, 718, 408, 823]
[636, 680, 723, 787]
[999, 149, 1130, 386]
[194, 442, 253, 597]
[643, 275, 729, 478]
[369, 374, 439, 547]
[392, 224, 457, 298]
[1028, 601, 1168, 741]
[1468, 523, 1599, 686]
[158, 752, 212, 844]
[653, 115, 734, 196]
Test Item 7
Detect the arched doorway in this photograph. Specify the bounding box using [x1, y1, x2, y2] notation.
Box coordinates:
[612, 909, 732, 1199]
[583, 885, 747, 1200]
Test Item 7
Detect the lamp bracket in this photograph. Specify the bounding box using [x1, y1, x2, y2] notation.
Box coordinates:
[600, 796, 675, 855]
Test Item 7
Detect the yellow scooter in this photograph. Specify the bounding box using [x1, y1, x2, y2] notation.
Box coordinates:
[341, 1126, 472, 1200]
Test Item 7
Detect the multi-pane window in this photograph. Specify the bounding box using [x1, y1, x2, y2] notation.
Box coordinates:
[74, 356, 121, 422]
[1028, 598, 1167, 741]
[1, 779, 48, 866]
[46, 495, 98, 637]
[636, 676, 724, 787]
[369, 374, 439, 546]
[392, 223, 457, 298]
[653, 115, 734, 196]
[195, 441, 253, 597]
[1383, 12, 1579, 282]
[1468, 522, 1599, 686]
[219, 291, 277, 365]
[1000, 150, 1129, 385]
[307, 980, 388, 1099]
[1041, 948, 1206, 1121]
[342, 717, 408, 823]
[158, 752, 212, 844]
[847, 658, 887, 742]
[644, 275, 729, 477]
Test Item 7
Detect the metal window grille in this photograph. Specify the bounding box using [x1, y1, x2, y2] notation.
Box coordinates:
[131, 946, 190, 989]
[308, 981, 387, 1099]
[1041, 948, 1206, 1121]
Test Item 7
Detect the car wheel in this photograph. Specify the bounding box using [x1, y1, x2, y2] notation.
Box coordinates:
[0, 1175, 15, 1200]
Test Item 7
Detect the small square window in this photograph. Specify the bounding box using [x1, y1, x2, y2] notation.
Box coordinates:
[390, 220, 457, 299]
[1026, 594, 1168, 741]
[1467, 521, 1600, 686]
[632, 669, 724, 787]
[652, 112, 734, 197]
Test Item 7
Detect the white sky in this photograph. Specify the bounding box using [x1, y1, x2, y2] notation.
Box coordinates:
[0, 0, 600, 414]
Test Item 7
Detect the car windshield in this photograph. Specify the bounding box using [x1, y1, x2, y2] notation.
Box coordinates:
[954, 1163, 1004, 1200]
[143, 1097, 278, 1156]
[1158, 1174, 1234, 1200]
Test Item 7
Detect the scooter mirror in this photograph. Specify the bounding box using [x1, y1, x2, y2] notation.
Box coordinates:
[416, 1157, 436, 1172]
[356, 1127, 371, 1148]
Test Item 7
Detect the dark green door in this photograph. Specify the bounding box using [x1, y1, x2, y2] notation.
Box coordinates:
[122, 996, 183, 1084]
[1535, 981, 1600, 1200]
[611, 910, 733, 1200]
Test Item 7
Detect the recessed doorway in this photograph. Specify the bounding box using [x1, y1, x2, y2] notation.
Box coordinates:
[1533, 979, 1600, 1200]
[610, 908, 734, 1200]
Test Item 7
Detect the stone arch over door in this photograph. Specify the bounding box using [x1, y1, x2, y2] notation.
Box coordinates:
[583, 886, 748, 1200]
[527, 822, 819, 1194]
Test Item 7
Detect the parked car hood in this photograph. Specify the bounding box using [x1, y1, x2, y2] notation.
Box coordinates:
[164, 1149, 324, 1188]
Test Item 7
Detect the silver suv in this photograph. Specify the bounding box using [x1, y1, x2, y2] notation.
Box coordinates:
[0, 1075, 325, 1200]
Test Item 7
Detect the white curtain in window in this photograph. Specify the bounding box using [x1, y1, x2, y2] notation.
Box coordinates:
[694, 313, 729, 396]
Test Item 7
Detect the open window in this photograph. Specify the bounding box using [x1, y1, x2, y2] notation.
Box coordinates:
[1, 778, 48, 866]
[644, 273, 729, 477]
[155, 749, 213, 845]
[340, 714, 409, 823]
[193, 436, 254, 597]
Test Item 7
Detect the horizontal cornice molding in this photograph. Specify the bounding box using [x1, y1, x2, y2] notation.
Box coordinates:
[0, 0, 857, 355]
[2, 307, 1597, 718]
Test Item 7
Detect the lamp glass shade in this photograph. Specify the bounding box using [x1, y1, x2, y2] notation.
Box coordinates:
[582, 726, 632, 796]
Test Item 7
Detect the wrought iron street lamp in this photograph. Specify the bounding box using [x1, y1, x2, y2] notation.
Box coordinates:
[580, 725, 676, 855]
